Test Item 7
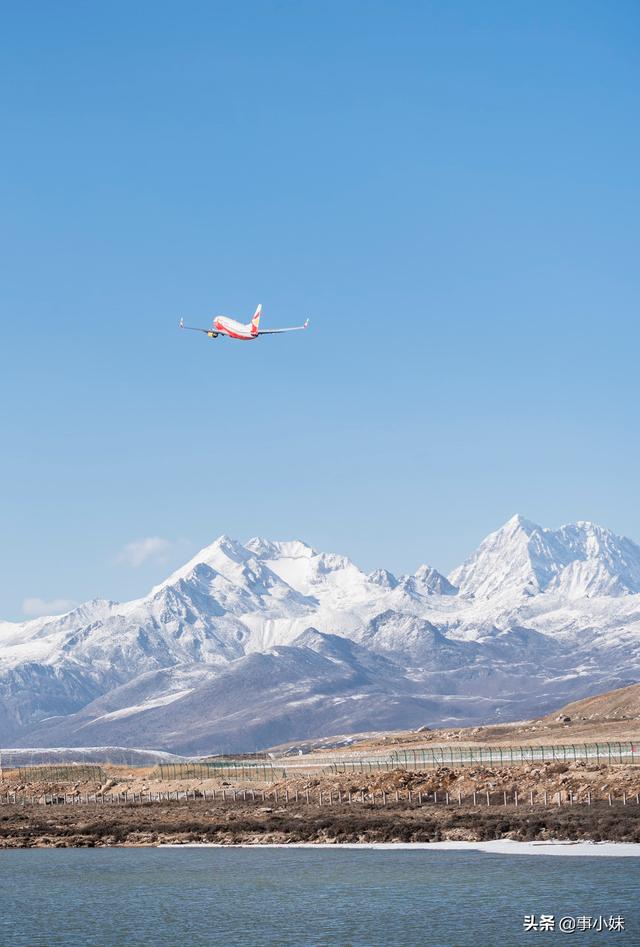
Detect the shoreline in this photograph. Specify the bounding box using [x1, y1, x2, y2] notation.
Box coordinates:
[158, 839, 640, 856]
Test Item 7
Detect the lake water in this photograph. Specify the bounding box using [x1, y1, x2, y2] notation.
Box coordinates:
[1, 846, 638, 946]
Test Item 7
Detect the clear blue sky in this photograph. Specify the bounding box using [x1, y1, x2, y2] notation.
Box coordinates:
[2, 1, 639, 620]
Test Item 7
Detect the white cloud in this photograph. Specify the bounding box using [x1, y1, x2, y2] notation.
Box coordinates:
[116, 536, 173, 568]
[22, 597, 78, 618]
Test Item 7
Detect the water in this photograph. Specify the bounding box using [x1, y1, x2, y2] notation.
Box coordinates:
[0, 847, 637, 946]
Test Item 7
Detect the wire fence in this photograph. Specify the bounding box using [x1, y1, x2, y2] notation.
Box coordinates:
[2, 741, 638, 785]
[154, 761, 289, 781]
[368, 741, 639, 769]
[1, 765, 107, 783]
[152, 741, 639, 783]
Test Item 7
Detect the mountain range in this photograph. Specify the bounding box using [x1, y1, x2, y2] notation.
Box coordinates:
[1, 514, 639, 754]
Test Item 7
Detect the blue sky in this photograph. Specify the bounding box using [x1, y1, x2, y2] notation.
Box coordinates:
[2, 1, 639, 620]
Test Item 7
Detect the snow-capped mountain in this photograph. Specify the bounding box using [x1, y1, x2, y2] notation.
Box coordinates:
[450, 514, 640, 600]
[1, 516, 639, 754]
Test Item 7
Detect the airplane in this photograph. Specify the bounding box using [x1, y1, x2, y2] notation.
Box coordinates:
[179, 304, 309, 341]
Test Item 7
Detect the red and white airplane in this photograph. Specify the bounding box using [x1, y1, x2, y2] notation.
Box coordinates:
[179, 304, 309, 342]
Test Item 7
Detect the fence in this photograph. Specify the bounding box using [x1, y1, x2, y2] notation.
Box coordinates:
[369, 741, 639, 770]
[153, 741, 639, 783]
[1, 764, 106, 783]
[0, 786, 638, 810]
[155, 761, 289, 782]
[2, 741, 638, 785]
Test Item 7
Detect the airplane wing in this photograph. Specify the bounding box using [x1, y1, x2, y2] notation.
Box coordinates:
[258, 319, 310, 335]
[178, 319, 217, 335]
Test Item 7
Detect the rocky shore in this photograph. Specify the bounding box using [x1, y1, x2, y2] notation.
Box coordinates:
[1, 797, 639, 848]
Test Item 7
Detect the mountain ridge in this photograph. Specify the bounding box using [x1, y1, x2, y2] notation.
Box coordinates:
[1, 515, 639, 752]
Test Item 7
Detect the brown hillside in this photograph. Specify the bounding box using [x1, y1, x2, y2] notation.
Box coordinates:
[545, 682, 640, 723]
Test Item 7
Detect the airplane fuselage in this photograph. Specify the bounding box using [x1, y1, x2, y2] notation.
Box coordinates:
[210, 316, 257, 340]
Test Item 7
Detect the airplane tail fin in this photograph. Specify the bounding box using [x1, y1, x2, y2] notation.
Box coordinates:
[250, 304, 262, 336]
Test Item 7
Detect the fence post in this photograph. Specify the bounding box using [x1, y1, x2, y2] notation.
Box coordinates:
[473, 791, 477, 806]
[503, 791, 507, 807]
[486, 791, 490, 806]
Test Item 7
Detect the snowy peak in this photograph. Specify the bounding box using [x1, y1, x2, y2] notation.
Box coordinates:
[210, 534, 251, 562]
[145, 534, 317, 629]
[449, 515, 557, 599]
[412, 565, 458, 596]
[245, 538, 316, 560]
[367, 568, 399, 590]
[506, 513, 538, 532]
[246, 542, 371, 606]
[549, 522, 640, 598]
[450, 515, 640, 600]
[153, 534, 251, 591]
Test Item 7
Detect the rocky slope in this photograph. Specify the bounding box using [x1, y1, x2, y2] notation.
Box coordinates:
[544, 682, 640, 723]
